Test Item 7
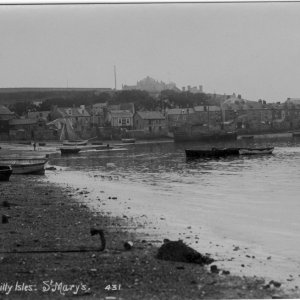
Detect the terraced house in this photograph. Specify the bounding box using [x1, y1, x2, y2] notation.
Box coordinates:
[134, 111, 167, 136]
[50, 105, 91, 132]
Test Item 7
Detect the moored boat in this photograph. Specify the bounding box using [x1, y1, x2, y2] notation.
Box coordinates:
[62, 140, 88, 146]
[60, 147, 81, 155]
[185, 147, 242, 159]
[0, 166, 13, 181]
[0, 158, 48, 175]
[239, 147, 274, 155]
[122, 138, 136, 144]
[239, 135, 254, 140]
[292, 132, 300, 138]
[185, 146, 274, 159]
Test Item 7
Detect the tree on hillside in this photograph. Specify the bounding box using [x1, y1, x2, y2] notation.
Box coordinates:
[110, 90, 157, 110]
[160, 90, 214, 108]
[37, 92, 112, 111]
[9, 101, 36, 117]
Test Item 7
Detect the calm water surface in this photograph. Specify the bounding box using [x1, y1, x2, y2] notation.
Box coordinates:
[47, 137, 300, 287]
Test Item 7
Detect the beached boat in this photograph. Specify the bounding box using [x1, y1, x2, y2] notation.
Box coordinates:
[239, 147, 274, 155]
[62, 140, 88, 146]
[91, 142, 103, 145]
[122, 138, 136, 144]
[185, 148, 241, 159]
[0, 158, 48, 175]
[0, 166, 13, 181]
[185, 147, 274, 159]
[60, 147, 81, 155]
[292, 132, 300, 138]
[240, 135, 254, 140]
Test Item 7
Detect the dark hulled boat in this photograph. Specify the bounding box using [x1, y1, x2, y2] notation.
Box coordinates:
[60, 147, 81, 155]
[239, 147, 274, 155]
[185, 147, 274, 159]
[0, 166, 13, 181]
[292, 132, 300, 138]
[185, 148, 241, 159]
[122, 138, 136, 144]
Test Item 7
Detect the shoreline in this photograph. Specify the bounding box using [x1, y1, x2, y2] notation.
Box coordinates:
[0, 175, 295, 299]
[44, 168, 300, 292]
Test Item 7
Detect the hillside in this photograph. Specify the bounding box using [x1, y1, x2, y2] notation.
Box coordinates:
[0, 88, 113, 105]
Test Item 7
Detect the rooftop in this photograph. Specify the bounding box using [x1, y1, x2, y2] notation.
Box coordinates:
[136, 111, 165, 120]
[0, 105, 14, 115]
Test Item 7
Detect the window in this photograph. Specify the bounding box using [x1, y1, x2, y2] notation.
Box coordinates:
[126, 118, 130, 125]
[118, 118, 122, 125]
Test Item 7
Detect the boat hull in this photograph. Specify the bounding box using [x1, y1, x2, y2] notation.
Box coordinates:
[60, 147, 81, 155]
[62, 140, 88, 146]
[186, 147, 274, 159]
[122, 138, 136, 144]
[239, 147, 274, 155]
[239, 135, 254, 140]
[0, 166, 13, 181]
[0, 159, 47, 175]
[185, 148, 241, 159]
[292, 132, 300, 138]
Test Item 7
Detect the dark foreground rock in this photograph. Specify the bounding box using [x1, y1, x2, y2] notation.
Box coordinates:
[157, 240, 214, 265]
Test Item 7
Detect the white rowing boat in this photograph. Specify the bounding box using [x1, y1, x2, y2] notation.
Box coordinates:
[0, 158, 48, 175]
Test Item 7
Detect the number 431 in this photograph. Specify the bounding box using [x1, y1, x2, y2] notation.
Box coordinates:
[105, 284, 121, 291]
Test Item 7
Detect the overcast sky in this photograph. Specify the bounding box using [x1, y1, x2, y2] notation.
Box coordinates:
[0, 2, 300, 102]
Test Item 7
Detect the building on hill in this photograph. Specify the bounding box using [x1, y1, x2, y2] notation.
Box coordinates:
[286, 98, 300, 108]
[182, 85, 203, 93]
[122, 76, 180, 93]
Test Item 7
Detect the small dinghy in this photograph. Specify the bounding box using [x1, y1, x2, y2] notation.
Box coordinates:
[60, 147, 81, 155]
[0, 158, 47, 175]
[121, 138, 136, 144]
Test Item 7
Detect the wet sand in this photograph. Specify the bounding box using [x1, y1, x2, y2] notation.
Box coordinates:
[0, 175, 296, 299]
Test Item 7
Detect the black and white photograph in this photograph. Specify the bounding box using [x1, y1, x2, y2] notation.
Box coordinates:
[1, 1, 300, 299]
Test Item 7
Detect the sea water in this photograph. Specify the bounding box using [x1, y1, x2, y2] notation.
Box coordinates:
[45, 137, 300, 289]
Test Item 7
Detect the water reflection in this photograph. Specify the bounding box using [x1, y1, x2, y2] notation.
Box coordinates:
[47, 137, 300, 285]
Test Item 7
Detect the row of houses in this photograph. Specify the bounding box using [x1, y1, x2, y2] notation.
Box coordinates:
[0, 103, 168, 140]
[1, 95, 300, 140]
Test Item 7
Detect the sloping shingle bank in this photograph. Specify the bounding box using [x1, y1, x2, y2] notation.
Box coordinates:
[0, 176, 293, 299]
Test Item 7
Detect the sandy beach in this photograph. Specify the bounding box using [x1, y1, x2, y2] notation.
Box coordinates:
[0, 172, 296, 299]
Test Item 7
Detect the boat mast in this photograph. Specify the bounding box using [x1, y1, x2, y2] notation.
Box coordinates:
[114, 65, 117, 90]
[207, 105, 210, 131]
